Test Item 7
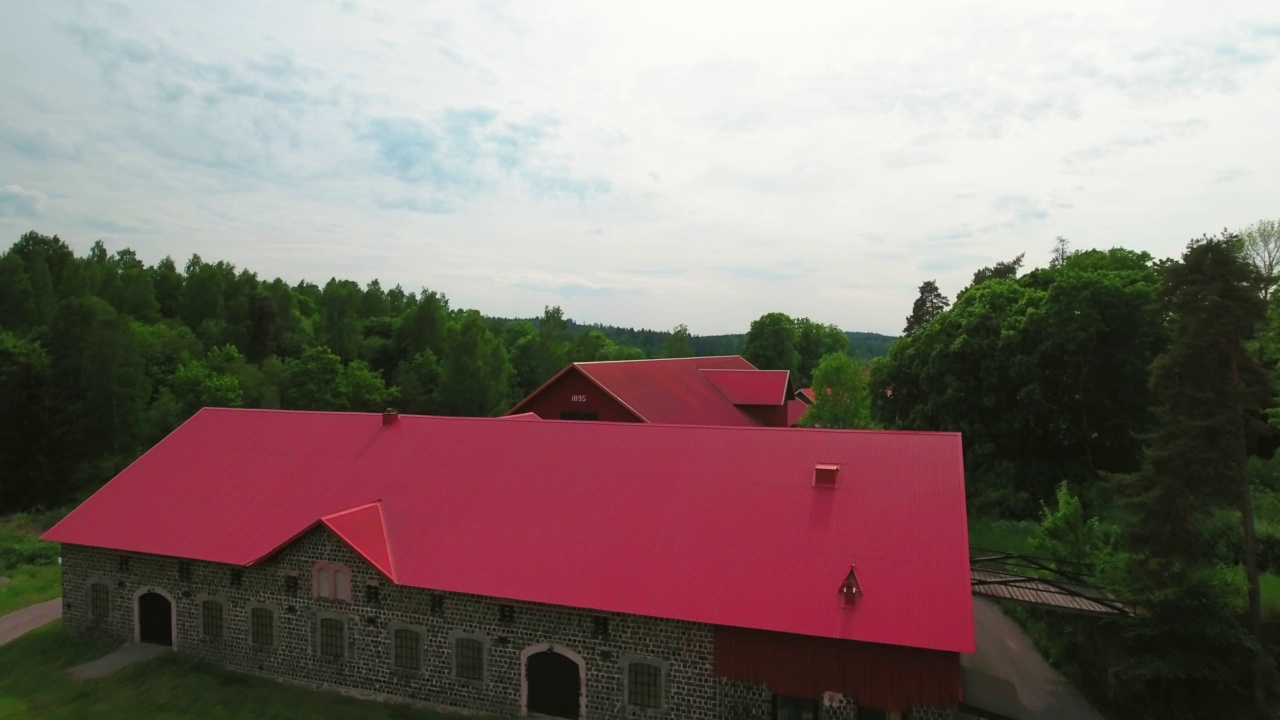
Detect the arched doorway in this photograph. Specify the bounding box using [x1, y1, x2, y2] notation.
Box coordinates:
[137, 591, 173, 646]
[525, 647, 582, 718]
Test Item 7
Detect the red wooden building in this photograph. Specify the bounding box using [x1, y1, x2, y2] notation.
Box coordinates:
[508, 355, 810, 427]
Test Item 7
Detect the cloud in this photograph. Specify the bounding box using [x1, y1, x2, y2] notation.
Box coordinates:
[1064, 119, 1206, 166]
[917, 254, 988, 273]
[717, 266, 811, 283]
[375, 196, 455, 214]
[990, 195, 1049, 225]
[514, 279, 644, 298]
[1212, 168, 1252, 184]
[359, 110, 608, 202]
[0, 185, 48, 217]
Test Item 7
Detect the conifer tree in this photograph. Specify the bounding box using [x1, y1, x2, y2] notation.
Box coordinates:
[1115, 234, 1273, 718]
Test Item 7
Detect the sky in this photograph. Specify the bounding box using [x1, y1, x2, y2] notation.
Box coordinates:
[1, 1, 1278, 336]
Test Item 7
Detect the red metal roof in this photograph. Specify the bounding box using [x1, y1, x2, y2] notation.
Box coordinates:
[44, 409, 974, 653]
[701, 369, 790, 406]
[321, 502, 396, 582]
[512, 356, 776, 426]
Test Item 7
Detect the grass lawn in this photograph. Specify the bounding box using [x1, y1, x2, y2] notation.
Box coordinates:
[0, 512, 64, 616]
[0, 621, 492, 720]
[0, 563, 60, 616]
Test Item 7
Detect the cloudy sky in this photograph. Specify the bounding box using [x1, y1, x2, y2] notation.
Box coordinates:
[1, 1, 1278, 335]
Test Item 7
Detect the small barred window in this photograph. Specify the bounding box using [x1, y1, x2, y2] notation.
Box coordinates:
[455, 637, 484, 680]
[201, 600, 224, 638]
[627, 662, 662, 709]
[393, 628, 421, 671]
[250, 607, 274, 646]
[90, 583, 109, 619]
[319, 618, 345, 658]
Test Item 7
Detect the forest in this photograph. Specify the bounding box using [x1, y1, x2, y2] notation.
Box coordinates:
[0, 230, 871, 514]
[6, 220, 1280, 718]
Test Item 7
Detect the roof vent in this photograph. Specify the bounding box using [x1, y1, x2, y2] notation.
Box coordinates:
[382, 409, 398, 426]
[840, 565, 861, 605]
[814, 463, 840, 487]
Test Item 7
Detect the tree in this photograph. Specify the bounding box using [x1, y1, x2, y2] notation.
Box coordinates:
[902, 280, 950, 336]
[794, 318, 847, 387]
[282, 346, 346, 410]
[0, 253, 35, 331]
[799, 353, 872, 429]
[1049, 236, 1073, 268]
[969, 252, 1025, 288]
[318, 278, 363, 362]
[662, 324, 694, 358]
[1242, 219, 1280, 302]
[435, 310, 513, 416]
[1114, 234, 1272, 718]
[742, 312, 800, 373]
[873, 249, 1163, 518]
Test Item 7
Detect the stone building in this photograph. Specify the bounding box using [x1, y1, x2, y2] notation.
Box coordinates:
[45, 408, 973, 719]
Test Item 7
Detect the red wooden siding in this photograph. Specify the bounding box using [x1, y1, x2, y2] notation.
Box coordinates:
[714, 626, 962, 713]
[511, 368, 642, 422]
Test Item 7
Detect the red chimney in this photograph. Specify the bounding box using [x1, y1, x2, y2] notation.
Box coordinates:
[814, 463, 839, 487]
[382, 409, 398, 426]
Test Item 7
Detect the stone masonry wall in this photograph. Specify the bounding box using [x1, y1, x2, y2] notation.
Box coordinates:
[60, 531, 951, 720]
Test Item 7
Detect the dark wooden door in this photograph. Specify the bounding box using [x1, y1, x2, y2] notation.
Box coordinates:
[526, 649, 580, 718]
[138, 592, 172, 646]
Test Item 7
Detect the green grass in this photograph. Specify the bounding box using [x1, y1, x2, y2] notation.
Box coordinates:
[967, 518, 1038, 556]
[0, 622, 493, 720]
[0, 511, 64, 616]
[0, 563, 61, 616]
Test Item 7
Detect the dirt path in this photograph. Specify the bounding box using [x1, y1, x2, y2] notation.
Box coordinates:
[0, 598, 61, 646]
[69, 642, 169, 679]
[962, 598, 1105, 720]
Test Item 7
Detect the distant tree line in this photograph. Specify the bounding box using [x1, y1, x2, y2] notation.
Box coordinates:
[0, 231, 890, 515]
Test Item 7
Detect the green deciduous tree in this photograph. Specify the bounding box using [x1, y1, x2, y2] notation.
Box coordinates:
[799, 353, 872, 429]
[743, 312, 800, 374]
[436, 310, 513, 416]
[873, 249, 1164, 517]
[662, 324, 694, 358]
[794, 318, 847, 387]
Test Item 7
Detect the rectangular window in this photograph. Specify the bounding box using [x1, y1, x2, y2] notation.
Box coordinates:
[250, 607, 274, 646]
[592, 616, 610, 638]
[559, 411, 599, 421]
[201, 600, 223, 638]
[393, 629, 421, 671]
[774, 695, 820, 720]
[455, 637, 484, 680]
[628, 662, 662, 709]
[90, 584, 109, 619]
[319, 618, 345, 658]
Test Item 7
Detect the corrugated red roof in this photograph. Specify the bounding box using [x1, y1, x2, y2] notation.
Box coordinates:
[701, 369, 790, 406]
[44, 409, 973, 653]
[533, 356, 772, 425]
[321, 502, 396, 582]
